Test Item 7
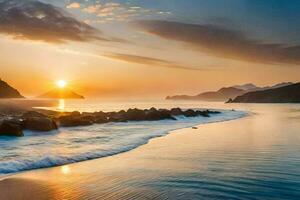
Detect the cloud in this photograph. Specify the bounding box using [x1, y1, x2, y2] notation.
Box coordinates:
[0, 0, 106, 43]
[103, 52, 203, 70]
[81, 2, 171, 24]
[133, 20, 300, 65]
[67, 2, 81, 9]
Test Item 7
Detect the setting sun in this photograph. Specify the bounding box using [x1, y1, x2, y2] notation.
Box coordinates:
[56, 80, 67, 88]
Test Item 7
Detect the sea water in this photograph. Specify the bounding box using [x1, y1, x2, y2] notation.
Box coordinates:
[0, 100, 247, 175]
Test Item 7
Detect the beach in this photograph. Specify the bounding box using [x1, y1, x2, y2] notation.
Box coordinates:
[0, 103, 299, 200]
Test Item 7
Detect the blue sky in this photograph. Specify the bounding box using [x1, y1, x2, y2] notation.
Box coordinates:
[53, 0, 300, 44]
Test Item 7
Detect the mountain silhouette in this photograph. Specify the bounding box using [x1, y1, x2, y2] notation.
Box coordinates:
[0, 79, 24, 98]
[166, 87, 245, 102]
[228, 83, 300, 103]
[38, 88, 84, 99]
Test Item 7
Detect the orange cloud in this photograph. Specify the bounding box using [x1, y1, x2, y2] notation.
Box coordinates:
[67, 2, 81, 9]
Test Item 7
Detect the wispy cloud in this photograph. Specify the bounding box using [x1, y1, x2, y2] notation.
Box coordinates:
[0, 0, 106, 43]
[67, 1, 171, 24]
[67, 2, 81, 9]
[133, 20, 300, 65]
[103, 52, 203, 70]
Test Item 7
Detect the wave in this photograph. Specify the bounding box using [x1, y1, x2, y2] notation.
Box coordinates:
[0, 110, 247, 175]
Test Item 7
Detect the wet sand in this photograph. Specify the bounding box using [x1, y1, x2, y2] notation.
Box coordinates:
[0, 104, 300, 200]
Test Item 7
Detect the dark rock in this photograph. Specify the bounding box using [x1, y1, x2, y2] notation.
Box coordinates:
[146, 108, 175, 121]
[58, 115, 93, 127]
[196, 110, 210, 117]
[94, 116, 108, 124]
[183, 109, 198, 117]
[170, 108, 183, 116]
[22, 111, 47, 118]
[92, 111, 108, 123]
[0, 120, 24, 137]
[71, 111, 81, 116]
[125, 108, 147, 121]
[24, 117, 57, 132]
[226, 98, 233, 103]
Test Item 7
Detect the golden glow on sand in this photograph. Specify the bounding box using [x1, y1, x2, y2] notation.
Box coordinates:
[56, 80, 67, 88]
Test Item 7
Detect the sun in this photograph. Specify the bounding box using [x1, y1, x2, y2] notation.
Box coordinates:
[56, 80, 67, 88]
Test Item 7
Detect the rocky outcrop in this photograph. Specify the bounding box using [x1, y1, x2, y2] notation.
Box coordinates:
[21, 111, 58, 132]
[23, 117, 57, 132]
[57, 115, 94, 127]
[54, 108, 221, 127]
[0, 79, 24, 98]
[0, 108, 221, 137]
[0, 119, 24, 137]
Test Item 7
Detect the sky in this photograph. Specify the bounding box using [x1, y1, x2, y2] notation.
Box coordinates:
[0, 0, 300, 99]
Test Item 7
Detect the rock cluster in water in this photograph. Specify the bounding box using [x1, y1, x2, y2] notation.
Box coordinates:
[0, 108, 221, 137]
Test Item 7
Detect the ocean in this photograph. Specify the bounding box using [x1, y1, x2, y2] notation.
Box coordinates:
[0, 100, 246, 175]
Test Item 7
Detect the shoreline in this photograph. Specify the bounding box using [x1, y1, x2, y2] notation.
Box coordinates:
[0, 109, 248, 179]
[1, 104, 299, 199]
[0, 111, 253, 200]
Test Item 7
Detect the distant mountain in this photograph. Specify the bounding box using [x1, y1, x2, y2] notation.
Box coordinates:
[228, 83, 300, 103]
[0, 79, 24, 98]
[166, 82, 295, 102]
[233, 83, 259, 91]
[38, 88, 84, 99]
[232, 82, 294, 92]
[166, 87, 246, 102]
[262, 82, 294, 90]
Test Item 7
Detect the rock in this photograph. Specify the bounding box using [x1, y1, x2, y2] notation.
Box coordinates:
[24, 117, 57, 132]
[70, 111, 81, 116]
[226, 98, 233, 103]
[94, 116, 108, 124]
[196, 110, 210, 117]
[0, 120, 24, 137]
[108, 114, 128, 122]
[57, 115, 93, 127]
[183, 109, 198, 117]
[170, 108, 183, 116]
[93, 111, 108, 123]
[125, 108, 147, 121]
[143, 108, 176, 121]
[22, 111, 47, 118]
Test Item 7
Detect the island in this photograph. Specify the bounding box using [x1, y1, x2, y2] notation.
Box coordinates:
[38, 88, 84, 99]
